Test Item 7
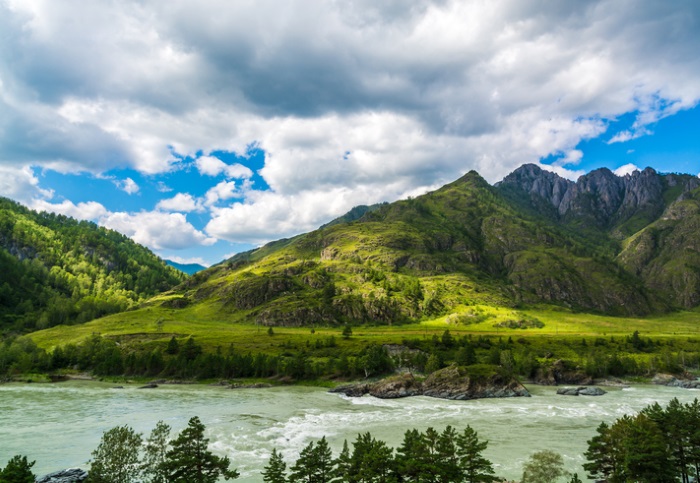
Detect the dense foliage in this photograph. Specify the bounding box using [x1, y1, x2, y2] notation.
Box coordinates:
[0, 197, 185, 333]
[584, 398, 700, 483]
[87, 417, 238, 483]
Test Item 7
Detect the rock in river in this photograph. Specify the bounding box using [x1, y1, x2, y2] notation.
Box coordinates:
[330, 365, 530, 400]
[556, 386, 606, 396]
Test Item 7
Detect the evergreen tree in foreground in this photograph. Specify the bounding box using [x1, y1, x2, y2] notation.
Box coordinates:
[262, 448, 287, 483]
[0, 455, 35, 483]
[161, 416, 239, 483]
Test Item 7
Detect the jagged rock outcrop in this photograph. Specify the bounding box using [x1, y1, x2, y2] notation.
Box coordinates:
[36, 468, 88, 483]
[330, 367, 530, 400]
[499, 164, 697, 230]
[498, 164, 573, 208]
[422, 365, 530, 400]
[533, 360, 593, 386]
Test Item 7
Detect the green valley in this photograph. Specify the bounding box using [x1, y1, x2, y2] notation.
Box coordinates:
[3, 165, 700, 383]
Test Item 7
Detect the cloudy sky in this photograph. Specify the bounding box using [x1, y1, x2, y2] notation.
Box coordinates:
[1, 0, 699, 266]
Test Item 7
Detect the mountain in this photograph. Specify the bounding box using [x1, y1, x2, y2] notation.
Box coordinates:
[498, 164, 700, 309]
[0, 197, 186, 333]
[149, 165, 700, 330]
[166, 260, 207, 275]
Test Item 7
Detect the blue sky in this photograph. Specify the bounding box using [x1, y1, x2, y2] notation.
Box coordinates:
[1, 1, 699, 266]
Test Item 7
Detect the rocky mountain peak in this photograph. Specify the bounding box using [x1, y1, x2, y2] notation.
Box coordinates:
[497, 164, 686, 228]
[497, 164, 574, 208]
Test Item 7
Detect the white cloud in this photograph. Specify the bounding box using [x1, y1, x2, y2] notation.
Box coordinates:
[204, 180, 240, 207]
[100, 211, 217, 250]
[195, 155, 253, 179]
[614, 163, 641, 177]
[115, 177, 140, 195]
[156, 193, 202, 213]
[32, 199, 108, 220]
[2, 1, 700, 244]
[0, 165, 52, 203]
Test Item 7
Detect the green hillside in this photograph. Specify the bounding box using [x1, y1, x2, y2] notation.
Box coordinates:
[14, 166, 700, 382]
[0, 197, 186, 333]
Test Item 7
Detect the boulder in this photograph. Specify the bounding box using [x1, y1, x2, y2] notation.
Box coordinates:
[556, 386, 606, 396]
[330, 366, 530, 401]
[36, 468, 88, 483]
[652, 373, 700, 388]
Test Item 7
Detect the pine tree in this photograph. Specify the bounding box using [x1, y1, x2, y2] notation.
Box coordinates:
[161, 416, 239, 482]
[0, 455, 35, 483]
[262, 448, 287, 483]
[456, 425, 496, 483]
[289, 437, 334, 483]
[88, 425, 143, 483]
[332, 440, 352, 483]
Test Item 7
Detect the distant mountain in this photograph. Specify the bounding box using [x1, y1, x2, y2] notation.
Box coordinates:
[166, 260, 207, 275]
[153, 164, 700, 329]
[0, 197, 186, 332]
[498, 164, 700, 308]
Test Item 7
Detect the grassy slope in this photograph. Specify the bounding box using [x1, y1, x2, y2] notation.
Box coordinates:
[25, 172, 700, 363]
[30, 302, 700, 354]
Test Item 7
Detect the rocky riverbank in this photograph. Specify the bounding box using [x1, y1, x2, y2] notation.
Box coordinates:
[330, 365, 530, 400]
[652, 373, 700, 389]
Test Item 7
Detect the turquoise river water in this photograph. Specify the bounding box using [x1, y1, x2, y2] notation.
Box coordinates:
[0, 381, 698, 481]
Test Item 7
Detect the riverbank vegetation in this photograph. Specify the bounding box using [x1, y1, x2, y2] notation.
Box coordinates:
[4, 398, 698, 483]
[2, 317, 699, 384]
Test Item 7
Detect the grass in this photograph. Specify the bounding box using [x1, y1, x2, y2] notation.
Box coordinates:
[29, 302, 700, 355]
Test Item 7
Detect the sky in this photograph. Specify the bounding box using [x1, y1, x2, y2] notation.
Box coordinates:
[1, 1, 699, 267]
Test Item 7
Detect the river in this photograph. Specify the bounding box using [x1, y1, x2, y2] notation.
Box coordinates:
[0, 381, 698, 481]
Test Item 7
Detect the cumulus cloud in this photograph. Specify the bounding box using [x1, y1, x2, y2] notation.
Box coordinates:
[156, 193, 203, 213]
[195, 155, 253, 179]
[100, 211, 217, 250]
[32, 199, 108, 221]
[2, 0, 700, 244]
[0, 165, 52, 203]
[614, 163, 641, 177]
[204, 180, 241, 207]
[115, 177, 140, 195]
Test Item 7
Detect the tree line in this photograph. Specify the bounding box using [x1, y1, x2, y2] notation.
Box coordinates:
[4, 398, 698, 483]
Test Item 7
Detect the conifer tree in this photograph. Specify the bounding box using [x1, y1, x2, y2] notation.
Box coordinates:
[0, 455, 35, 483]
[456, 425, 496, 483]
[332, 440, 352, 483]
[161, 416, 239, 482]
[262, 448, 287, 483]
[289, 437, 334, 483]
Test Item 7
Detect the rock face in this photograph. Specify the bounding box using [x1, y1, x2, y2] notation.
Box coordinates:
[534, 360, 593, 386]
[36, 468, 88, 483]
[330, 367, 530, 401]
[556, 386, 606, 396]
[499, 164, 694, 230]
[422, 365, 530, 400]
